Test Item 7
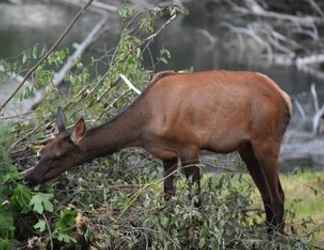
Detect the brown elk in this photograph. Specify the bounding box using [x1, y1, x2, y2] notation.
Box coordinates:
[24, 70, 292, 232]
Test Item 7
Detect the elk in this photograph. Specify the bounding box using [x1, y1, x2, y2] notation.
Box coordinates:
[24, 70, 292, 232]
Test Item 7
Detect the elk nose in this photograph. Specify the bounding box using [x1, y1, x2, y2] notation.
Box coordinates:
[22, 167, 38, 186]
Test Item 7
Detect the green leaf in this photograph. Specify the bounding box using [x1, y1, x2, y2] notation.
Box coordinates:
[34, 219, 46, 233]
[57, 233, 77, 243]
[29, 193, 54, 214]
[0, 207, 15, 239]
[54, 208, 77, 243]
[0, 239, 12, 250]
[10, 184, 32, 213]
[1, 166, 21, 184]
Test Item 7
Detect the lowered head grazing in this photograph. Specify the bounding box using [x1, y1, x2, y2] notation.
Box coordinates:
[22, 70, 292, 233]
[24, 108, 87, 186]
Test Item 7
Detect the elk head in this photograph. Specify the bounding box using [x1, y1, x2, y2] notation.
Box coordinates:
[24, 108, 87, 186]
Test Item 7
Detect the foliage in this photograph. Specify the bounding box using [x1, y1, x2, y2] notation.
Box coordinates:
[53, 208, 78, 243]
[0, 125, 80, 247]
[82, 170, 315, 250]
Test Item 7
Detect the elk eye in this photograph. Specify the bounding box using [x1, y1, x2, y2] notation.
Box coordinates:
[55, 152, 63, 158]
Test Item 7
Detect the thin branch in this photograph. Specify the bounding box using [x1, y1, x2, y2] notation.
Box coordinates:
[0, 111, 33, 120]
[143, 14, 177, 48]
[58, 0, 117, 14]
[119, 74, 142, 95]
[234, 5, 324, 25]
[294, 99, 306, 121]
[0, 0, 94, 114]
[42, 214, 54, 250]
[306, 0, 324, 17]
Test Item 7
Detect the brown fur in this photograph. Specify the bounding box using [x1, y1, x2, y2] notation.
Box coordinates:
[25, 70, 291, 233]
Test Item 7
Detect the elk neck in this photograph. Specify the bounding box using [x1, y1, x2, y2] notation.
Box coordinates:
[78, 103, 147, 160]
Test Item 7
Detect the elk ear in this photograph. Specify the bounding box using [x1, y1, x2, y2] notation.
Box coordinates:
[56, 107, 66, 133]
[71, 118, 86, 144]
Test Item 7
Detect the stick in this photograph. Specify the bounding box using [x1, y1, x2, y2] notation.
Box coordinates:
[0, 0, 94, 114]
[58, 0, 118, 14]
[42, 214, 54, 250]
[119, 74, 142, 95]
[143, 14, 177, 43]
[294, 99, 306, 120]
[306, 0, 324, 17]
[235, 5, 324, 25]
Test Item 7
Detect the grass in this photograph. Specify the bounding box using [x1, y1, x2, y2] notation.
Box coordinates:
[179, 166, 324, 242]
[233, 169, 324, 241]
[281, 170, 324, 241]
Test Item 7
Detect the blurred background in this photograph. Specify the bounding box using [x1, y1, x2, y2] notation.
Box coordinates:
[2, 0, 324, 169]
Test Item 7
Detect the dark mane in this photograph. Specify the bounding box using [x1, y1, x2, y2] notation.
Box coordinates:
[149, 70, 176, 85]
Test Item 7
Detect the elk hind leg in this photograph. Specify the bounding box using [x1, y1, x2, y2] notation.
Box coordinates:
[239, 143, 274, 228]
[253, 141, 285, 233]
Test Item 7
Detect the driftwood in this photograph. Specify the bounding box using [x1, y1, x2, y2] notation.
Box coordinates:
[216, 0, 324, 81]
[53, 14, 109, 88]
[236, 0, 324, 25]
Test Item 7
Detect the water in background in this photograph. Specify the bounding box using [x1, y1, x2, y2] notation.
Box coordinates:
[0, 2, 323, 170]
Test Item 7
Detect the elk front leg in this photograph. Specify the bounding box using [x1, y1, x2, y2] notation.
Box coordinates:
[163, 158, 178, 201]
[180, 148, 201, 206]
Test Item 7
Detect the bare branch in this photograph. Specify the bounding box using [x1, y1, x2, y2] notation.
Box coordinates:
[58, 0, 117, 14]
[294, 99, 306, 121]
[119, 74, 142, 95]
[306, 0, 324, 17]
[235, 4, 324, 25]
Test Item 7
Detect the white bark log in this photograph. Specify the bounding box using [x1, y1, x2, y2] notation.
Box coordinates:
[296, 54, 324, 66]
[53, 15, 109, 87]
